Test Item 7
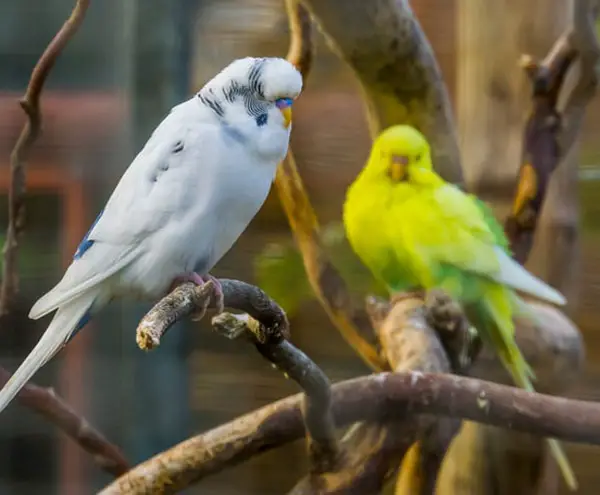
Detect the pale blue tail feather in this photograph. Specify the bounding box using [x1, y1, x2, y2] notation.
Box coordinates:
[0, 290, 98, 414]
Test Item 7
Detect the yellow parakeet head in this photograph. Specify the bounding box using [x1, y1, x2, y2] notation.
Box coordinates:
[365, 125, 439, 187]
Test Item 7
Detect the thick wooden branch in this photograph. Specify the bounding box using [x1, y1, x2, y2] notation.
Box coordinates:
[299, 0, 462, 184]
[505, 0, 600, 263]
[0, 366, 129, 477]
[107, 279, 340, 493]
[471, 299, 584, 393]
[0, 0, 91, 314]
[276, 0, 386, 371]
[101, 370, 600, 495]
[288, 294, 461, 494]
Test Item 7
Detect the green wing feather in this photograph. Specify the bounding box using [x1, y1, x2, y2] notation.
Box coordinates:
[386, 184, 576, 490]
[469, 195, 511, 254]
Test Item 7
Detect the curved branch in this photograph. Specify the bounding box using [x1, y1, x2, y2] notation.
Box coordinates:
[0, 0, 91, 314]
[0, 367, 129, 477]
[276, 0, 386, 371]
[299, 0, 462, 184]
[134, 278, 339, 486]
[136, 279, 289, 350]
[505, 0, 600, 263]
[0, 0, 128, 480]
[213, 313, 339, 474]
[100, 370, 600, 495]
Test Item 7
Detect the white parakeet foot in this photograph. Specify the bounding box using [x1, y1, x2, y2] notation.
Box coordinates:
[171, 272, 225, 318]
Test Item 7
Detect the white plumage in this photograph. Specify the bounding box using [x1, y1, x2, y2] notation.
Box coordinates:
[491, 247, 566, 306]
[0, 56, 303, 413]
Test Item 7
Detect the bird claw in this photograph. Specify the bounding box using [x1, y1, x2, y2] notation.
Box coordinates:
[171, 272, 225, 319]
[204, 274, 225, 314]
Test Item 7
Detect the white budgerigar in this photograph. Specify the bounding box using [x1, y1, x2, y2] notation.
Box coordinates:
[0, 56, 302, 414]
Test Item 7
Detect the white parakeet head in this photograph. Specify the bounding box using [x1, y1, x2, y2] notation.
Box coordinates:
[197, 57, 302, 134]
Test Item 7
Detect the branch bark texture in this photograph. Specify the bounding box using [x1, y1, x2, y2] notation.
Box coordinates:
[275, 0, 387, 371]
[100, 370, 600, 495]
[299, 0, 463, 185]
[0, 367, 129, 477]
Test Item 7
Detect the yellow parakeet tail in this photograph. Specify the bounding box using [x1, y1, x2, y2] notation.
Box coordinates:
[468, 283, 578, 491]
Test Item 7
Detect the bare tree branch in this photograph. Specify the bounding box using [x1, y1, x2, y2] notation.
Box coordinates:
[299, 0, 463, 184]
[0, 367, 129, 477]
[100, 368, 600, 495]
[380, 293, 473, 495]
[505, 0, 599, 263]
[1, 0, 91, 313]
[105, 278, 340, 493]
[0, 0, 131, 480]
[276, 0, 387, 371]
[212, 312, 340, 474]
[136, 279, 289, 350]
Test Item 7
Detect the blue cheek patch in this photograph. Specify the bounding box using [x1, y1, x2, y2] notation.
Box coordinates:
[73, 209, 104, 260]
[255, 113, 268, 127]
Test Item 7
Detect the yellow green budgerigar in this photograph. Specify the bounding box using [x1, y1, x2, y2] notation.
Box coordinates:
[343, 125, 577, 490]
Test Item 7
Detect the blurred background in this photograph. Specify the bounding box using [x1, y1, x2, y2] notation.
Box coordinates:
[0, 0, 599, 494]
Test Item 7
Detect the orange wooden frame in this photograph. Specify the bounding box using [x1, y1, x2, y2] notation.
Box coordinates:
[0, 165, 89, 495]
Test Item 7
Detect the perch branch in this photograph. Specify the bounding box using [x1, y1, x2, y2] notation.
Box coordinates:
[212, 313, 340, 474]
[0, 0, 91, 314]
[381, 292, 475, 495]
[138, 279, 339, 475]
[277, 0, 386, 371]
[100, 370, 600, 495]
[0, 366, 129, 477]
[288, 293, 460, 494]
[136, 279, 289, 350]
[505, 0, 600, 263]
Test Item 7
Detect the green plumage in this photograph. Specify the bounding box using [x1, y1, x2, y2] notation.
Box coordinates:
[343, 125, 576, 490]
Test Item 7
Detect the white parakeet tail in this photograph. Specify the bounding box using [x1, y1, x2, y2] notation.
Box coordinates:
[0, 290, 98, 413]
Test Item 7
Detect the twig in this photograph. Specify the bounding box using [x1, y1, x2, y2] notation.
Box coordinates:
[100, 369, 600, 494]
[277, 0, 387, 371]
[0, 0, 128, 480]
[505, 0, 600, 263]
[0, 0, 91, 314]
[213, 313, 340, 474]
[136, 279, 289, 350]
[0, 366, 129, 477]
[138, 279, 339, 475]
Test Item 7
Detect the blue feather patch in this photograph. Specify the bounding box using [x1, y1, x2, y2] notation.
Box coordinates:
[67, 308, 93, 343]
[73, 209, 104, 260]
[255, 113, 268, 127]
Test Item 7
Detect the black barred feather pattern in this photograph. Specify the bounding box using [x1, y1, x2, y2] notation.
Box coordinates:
[199, 58, 270, 119]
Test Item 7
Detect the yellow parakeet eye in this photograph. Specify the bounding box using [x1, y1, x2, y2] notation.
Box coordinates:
[389, 154, 409, 182]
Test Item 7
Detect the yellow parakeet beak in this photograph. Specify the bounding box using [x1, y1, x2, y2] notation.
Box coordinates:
[276, 98, 293, 128]
[389, 154, 409, 182]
